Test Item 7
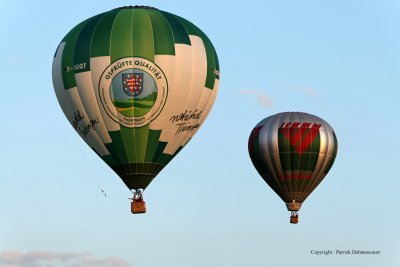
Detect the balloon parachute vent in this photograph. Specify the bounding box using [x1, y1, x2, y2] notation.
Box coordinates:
[115, 6, 158, 10]
[130, 190, 146, 214]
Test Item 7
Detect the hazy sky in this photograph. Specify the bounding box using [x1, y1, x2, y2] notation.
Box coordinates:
[1, 1, 399, 266]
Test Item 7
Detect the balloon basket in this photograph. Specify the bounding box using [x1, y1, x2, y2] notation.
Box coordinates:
[131, 191, 146, 214]
[290, 211, 298, 224]
[131, 201, 146, 214]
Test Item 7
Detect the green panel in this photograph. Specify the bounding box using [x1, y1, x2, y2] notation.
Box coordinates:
[306, 134, 320, 171]
[110, 9, 134, 59]
[298, 151, 318, 177]
[289, 152, 300, 170]
[73, 14, 103, 73]
[158, 153, 174, 166]
[279, 152, 292, 171]
[115, 127, 151, 164]
[249, 126, 265, 174]
[299, 152, 311, 171]
[153, 143, 182, 166]
[158, 145, 183, 167]
[118, 128, 137, 162]
[323, 156, 336, 175]
[175, 16, 198, 36]
[148, 9, 175, 55]
[278, 130, 291, 171]
[61, 20, 89, 89]
[154, 153, 164, 164]
[90, 9, 120, 57]
[176, 17, 219, 89]
[100, 154, 116, 166]
[144, 130, 162, 162]
[159, 11, 191, 45]
[152, 142, 168, 162]
[325, 132, 338, 174]
[249, 126, 262, 156]
[278, 131, 291, 153]
[133, 126, 150, 163]
[308, 153, 319, 171]
[310, 131, 321, 154]
[106, 131, 129, 164]
[173, 145, 184, 159]
[212, 43, 220, 73]
[131, 9, 155, 60]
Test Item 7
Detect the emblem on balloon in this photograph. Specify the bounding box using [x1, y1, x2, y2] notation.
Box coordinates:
[99, 57, 168, 128]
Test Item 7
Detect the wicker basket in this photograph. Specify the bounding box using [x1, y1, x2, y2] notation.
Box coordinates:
[131, 200, 146, 214]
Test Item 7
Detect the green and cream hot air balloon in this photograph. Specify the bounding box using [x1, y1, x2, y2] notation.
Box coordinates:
[52, 6, 220, 213]
[248, 112, 338, 223]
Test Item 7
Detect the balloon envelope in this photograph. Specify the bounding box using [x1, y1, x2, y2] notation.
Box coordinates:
[52, 6, 220, 191]
[248, 112, 338, 211]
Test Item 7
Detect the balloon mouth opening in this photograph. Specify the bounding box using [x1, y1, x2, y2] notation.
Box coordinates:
[114, 5, 158, 10]
[286, 201, 302, 211]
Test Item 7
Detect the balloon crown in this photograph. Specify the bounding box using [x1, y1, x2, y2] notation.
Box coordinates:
[115, 5, 158, 10]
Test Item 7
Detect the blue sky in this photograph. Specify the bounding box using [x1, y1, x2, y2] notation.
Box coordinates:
[0, 1, 399, 266]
